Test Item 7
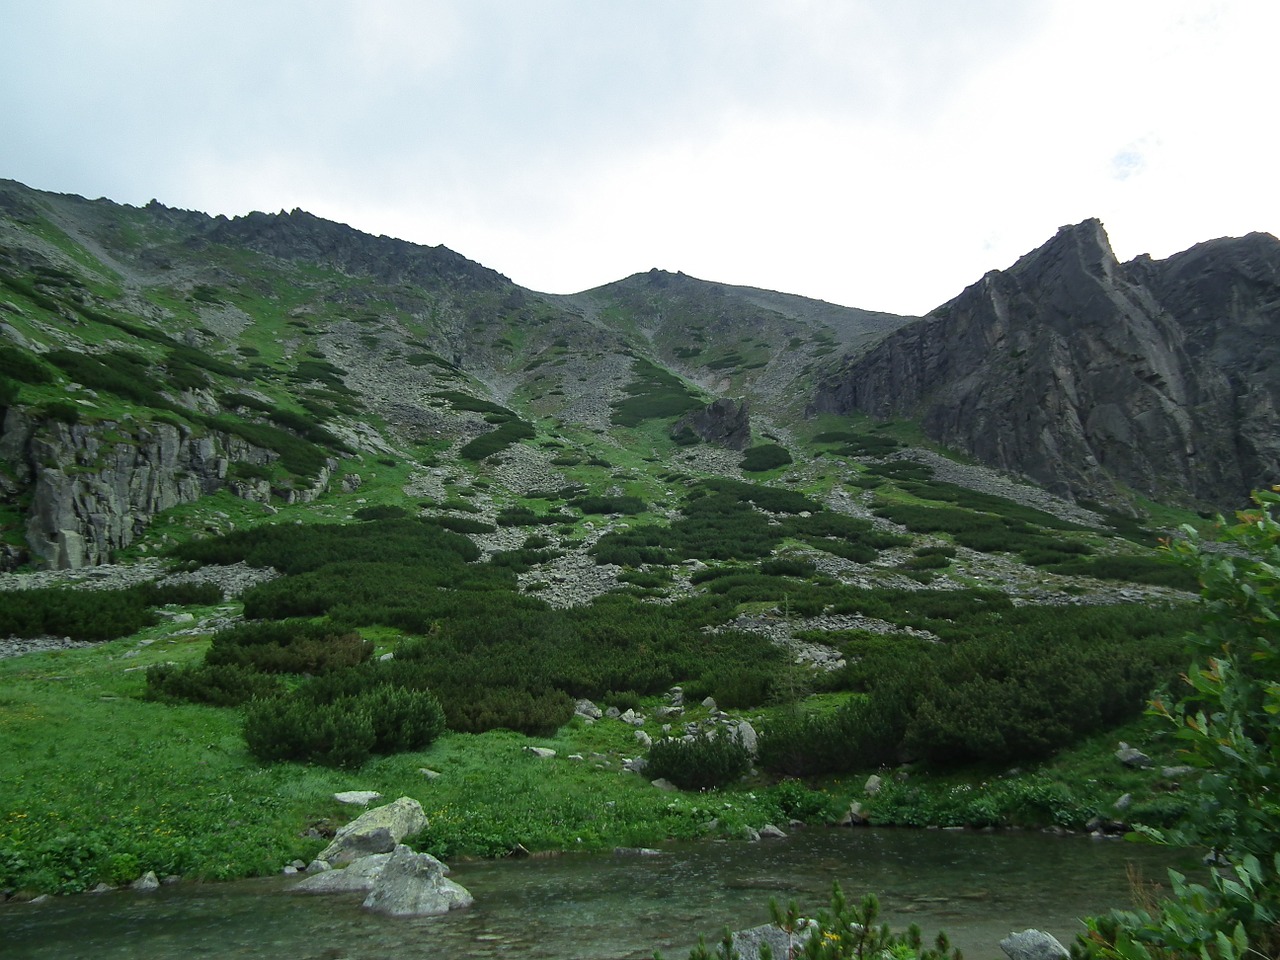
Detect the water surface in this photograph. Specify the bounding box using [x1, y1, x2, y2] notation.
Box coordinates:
[4, 828, 1190, 960]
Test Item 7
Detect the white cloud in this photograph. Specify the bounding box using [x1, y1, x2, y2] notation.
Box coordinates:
[0, 0, 1276, 314]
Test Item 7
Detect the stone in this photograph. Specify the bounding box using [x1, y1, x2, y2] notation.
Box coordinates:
[361, 845, 474, 917]
[613, 847, 663, 857]
[525, 746, 556, 759]
[730, 920, 818, 960]
[1161, 765, 1196, 779]
[1114, 793, 1132, 811]
[305, 860, 331, 873]
[1115, 742, 1153, 768]
[728, 719, 758, 757]
[619, 708, 645, 726]
[294, 852, 393, 894]
[999, 929, 1070, 960]
[864, 774, 883, 796]
[419, 768, 442, 780]
[334, 790, 383, 806]
[838, 801, 870, 826]
[650, 777, 678, 792]
[130, 871, 160, 892]
[634, 729, 652, 747]
[316, 796, 428, 866]
[574, 698, 603, 720]
[759, 823, 787, 839]
[701, 696, 717, 710]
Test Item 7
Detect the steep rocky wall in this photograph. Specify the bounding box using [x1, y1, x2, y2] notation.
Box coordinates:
[0, 409, 329, 569]
[813, 220, 1280, 506]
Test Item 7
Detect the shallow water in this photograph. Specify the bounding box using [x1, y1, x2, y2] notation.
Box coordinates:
[4, 828, 1190, 960]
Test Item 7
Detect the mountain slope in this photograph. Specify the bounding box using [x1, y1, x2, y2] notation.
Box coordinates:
[812, 219, 1280, 507]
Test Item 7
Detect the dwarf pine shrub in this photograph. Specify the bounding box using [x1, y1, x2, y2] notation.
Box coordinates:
[646, 731, 751, 790]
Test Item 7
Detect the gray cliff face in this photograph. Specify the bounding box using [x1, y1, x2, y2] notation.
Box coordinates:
[672, 398, 752, 450]
[813, 220, 1280, 506]
[0, 411, 323, 569]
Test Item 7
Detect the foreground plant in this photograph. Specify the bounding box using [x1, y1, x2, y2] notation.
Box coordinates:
[673, 883, 961, 960]
[1078, 489, 1280, 959]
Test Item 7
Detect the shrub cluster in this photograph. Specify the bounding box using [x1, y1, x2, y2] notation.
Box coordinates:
[646, 731, 752, 790]
[243, 685, 446, 769]
[459, 419, 536, 460]
[205, 620, 372, 674]
[610, 358, 704, 427]
[145, 661, 284, 706]
[0, 581, 221, 643]
[740, 443, 793, 472]
[758, 602, 1189, 775]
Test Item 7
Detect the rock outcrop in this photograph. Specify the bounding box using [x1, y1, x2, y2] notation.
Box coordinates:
[814, 220, 1280, 507]
[0, 409, 326, 569]
[671, 398, 752, 450]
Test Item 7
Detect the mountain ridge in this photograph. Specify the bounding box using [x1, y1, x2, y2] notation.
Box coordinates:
[1, 176, 1276, 572]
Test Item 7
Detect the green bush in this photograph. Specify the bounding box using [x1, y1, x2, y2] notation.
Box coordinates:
[740, 443, 793, 472]
[646, 731, 752, 790]
[40, 400, 81, 424]
[145, 661, 284, 706]
[610, 358, 704, 427]
[353, 504, 410, 521]
[243, 695, 376, 769]
[573, 495, 646, 515]
[204, 620, 373, 675]
[442, 687, 574, 736]
[757, 698, 900, 778]
[243, 684, 446, 768]
[458, 419, 536, 460]
[0, 345, 56, 384]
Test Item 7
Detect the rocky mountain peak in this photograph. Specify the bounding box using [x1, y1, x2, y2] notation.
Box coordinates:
[815, 219, 1280, 507]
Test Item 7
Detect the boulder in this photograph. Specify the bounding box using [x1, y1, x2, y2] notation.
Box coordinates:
[864, 774, 883, 796]
[316, 796, 427, 865]
[759, 823, 787, 839]
[730, 920, 818, 960]
[999, 930, 1069, 960]
[333, 790, 383, 806]
[130, 871, 160, 892]
[728, 719, 758, 758]
[294, 852, 394, 894]
[574, 698, 603, 720]
[1115, 742, 1153, 768]
[525, 746, 556, 759]
[361, 845, 474, 917]
[838, 801, 870, 826]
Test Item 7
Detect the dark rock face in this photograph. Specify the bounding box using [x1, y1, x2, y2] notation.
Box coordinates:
[671, 398, 752, 450]
[813, 220, 1280, 506]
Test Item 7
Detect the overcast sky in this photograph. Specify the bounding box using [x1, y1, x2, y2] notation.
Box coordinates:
[2, 1, 1276, 315]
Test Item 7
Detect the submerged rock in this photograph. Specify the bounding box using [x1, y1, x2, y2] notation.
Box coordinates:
[294, 852, 393, 894]
[361, 845, 474, 917]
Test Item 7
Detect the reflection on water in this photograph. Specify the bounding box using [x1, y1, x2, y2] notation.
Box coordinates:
[4, 828, 1192, 960]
